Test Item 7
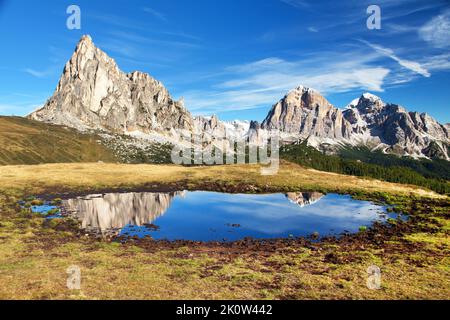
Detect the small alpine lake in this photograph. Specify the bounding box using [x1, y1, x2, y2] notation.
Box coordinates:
[25, 191, 402, 242]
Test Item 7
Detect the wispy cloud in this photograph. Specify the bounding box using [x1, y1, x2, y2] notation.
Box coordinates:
[384, 23, 419, 35]
[97, 39, 139, 59]
[143, 7, 167, 22]
[90, 13, 145, 31]
[161, 31, 201, 42]
[108, 30, 201, 49]
[0, 92, 47, 116]
[422, 53, 450, 72]
[0, 100, 45, 116]
[90, 12, 200, 42]
[279, 0, 310, 9]
[94, 30, 201, 65]
[89, 12, 201, 63]
[182, 52, 391, 115]
[0, 103, 43, 116]
[22, 67, 55, 78]
[383, 2, 448, 20]
[0, 104, 24, 115]
[362, 41, 431, 77]
[419, 9, 450, 48]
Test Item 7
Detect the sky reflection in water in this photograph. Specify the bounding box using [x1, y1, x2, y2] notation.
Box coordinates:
[61, 191, 397, 241]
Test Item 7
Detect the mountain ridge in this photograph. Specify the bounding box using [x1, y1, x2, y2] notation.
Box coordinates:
[29, 35, 194, 135]
[258, 86, 449, 160]
[28, 35, 449, 161]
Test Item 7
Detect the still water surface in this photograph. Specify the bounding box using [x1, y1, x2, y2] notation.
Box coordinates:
[54, 191, 394, 241]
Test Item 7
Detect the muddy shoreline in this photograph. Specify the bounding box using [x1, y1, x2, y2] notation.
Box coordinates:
[33, 180, 330, 201]
[25, 182, 449, 255]
[2, 164, 448, 299]
[33, 210, 446, 267]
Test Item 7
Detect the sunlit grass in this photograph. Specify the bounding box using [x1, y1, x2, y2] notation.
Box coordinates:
[0, 162, 448, 299]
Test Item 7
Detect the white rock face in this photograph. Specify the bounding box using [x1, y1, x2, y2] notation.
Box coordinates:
[342, 94, 449, 159]
[260, 86, 449, 160]
[29, 35, 252, 149]
[27, 35, 448, 161]
[262, 86, 353, 140]
[193, 115, 250, 140]
[63, 191, 185, 235]
[29, 35, 194, 135]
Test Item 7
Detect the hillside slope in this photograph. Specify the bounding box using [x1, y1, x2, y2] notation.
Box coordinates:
[281, 142, 450, 194]
[0, 116, 117, 165]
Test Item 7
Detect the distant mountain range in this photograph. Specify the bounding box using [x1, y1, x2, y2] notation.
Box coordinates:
[29, 35, 449, 161]
[256, 86, 449, 160]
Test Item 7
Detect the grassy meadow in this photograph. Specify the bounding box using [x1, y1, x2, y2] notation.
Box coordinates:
[0, 162, 448, 299]
[0, 116, 116, 165]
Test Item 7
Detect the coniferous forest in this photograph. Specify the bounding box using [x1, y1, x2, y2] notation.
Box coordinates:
[281, 142, 450, 195]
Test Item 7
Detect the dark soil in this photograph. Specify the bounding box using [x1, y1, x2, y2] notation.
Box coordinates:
[17, 184, 449, 266]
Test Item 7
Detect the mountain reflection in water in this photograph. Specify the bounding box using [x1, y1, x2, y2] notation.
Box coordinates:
[63, 191, 185, 233]
[286, 192, 324, 207]
[62, 191, 392, 241]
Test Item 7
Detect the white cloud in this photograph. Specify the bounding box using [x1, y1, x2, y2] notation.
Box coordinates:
[90, 13, 145, 31]
[98, 39, 138, 58]
[22, 68, 54, 78]
[422, 53, 450, 72]
[279, 0, 310, 9]
[108, 30, 201, 49]
[385, 23, 418, 34]
[0, 103, 43, 116]
[226, 57, 291, 73]
[0, 92, 47, 116]
[419, 9, 450, 48]
[182, 53, 391, 115]
[143, 7, 167, 22]
[394, 59, 430, 78]
[363, 42, 430, 77]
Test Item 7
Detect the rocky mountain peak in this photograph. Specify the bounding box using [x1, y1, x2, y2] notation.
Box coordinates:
[289, 85, 317, 96]
[361, 92, 382, 102]
[284, 86, 331, 111]
[27, 35, 449, 161]
[29, 35, 194, 134]
[79, 34, 93, 45]
[261, 85, 449, 160]
[73, 34, 94, 55]
[261, 86, 352, 140]
[349, 93, 386, 112]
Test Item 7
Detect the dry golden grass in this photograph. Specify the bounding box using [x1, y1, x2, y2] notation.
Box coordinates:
[0, 162, 448, 300]
[0, 116, 116, 165]
[0, 161, 442, 198]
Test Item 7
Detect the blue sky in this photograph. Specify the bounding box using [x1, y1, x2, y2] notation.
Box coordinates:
[0, 0, 449, 123]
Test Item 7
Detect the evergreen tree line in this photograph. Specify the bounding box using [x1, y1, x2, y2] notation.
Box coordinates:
[281, 143, 450, 195]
